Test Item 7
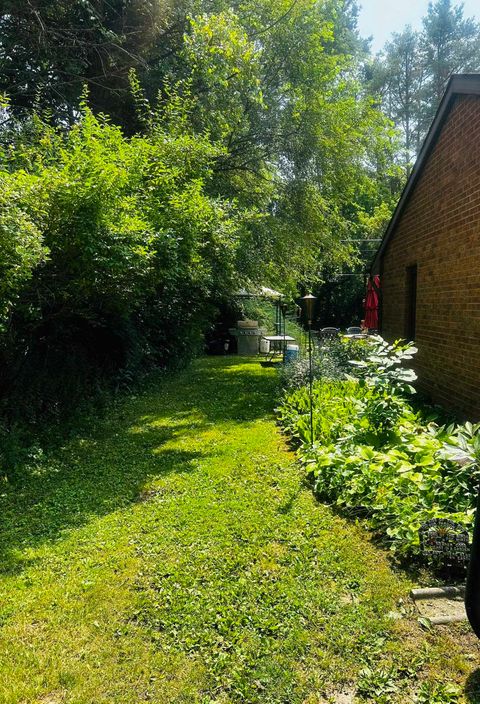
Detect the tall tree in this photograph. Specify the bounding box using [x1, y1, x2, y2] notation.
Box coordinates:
[165, 1, 400, 290]
[371, 27, 425, 167]
[1, 0, 400, 292]
[421, 0, 480, 125]
[372, 0, 480, 169]
[0, 0, 176, 125]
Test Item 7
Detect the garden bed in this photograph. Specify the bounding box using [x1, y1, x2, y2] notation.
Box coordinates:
[277, 337, 480, 562]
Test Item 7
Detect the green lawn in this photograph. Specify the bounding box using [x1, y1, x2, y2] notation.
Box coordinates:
[0, 357, 478, 703]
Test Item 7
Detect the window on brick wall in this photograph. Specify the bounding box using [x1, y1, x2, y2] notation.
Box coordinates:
[405, 264, 417, 341]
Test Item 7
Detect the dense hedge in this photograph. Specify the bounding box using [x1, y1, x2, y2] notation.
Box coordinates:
[0, 108, 239, 418]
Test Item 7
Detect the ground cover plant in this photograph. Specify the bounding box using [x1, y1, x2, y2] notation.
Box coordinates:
[278, 336, 370, 390]
[277, 336, 480, 559]
[0, 356, 478, 703]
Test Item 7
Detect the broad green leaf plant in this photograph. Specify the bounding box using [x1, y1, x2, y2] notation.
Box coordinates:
[278, 335, 480, 559]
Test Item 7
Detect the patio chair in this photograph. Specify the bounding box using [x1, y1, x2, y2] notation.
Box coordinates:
[346, 326, 362, 335]
[320, 327, 340, 342]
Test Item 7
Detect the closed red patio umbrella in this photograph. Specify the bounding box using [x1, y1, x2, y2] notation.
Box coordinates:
[364, 275, 380, 330]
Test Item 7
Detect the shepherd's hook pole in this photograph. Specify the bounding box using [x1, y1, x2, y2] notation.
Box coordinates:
[308, 322, 313, 446]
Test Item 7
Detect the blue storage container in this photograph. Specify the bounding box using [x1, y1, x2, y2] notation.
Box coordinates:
[284, 344, 299, 363]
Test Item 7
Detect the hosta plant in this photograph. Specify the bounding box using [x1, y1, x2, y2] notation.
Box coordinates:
[278, 335, 480, 558]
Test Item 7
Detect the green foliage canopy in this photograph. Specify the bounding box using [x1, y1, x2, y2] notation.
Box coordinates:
[0, 0, 402, 413]
[0, 101, 240, 412]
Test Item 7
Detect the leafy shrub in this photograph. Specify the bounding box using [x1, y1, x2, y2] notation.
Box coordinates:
[0, 171, 47, 326]
[305, 422, 477, 556]
[349, 336, 419, 443]
[349, 335, 418, 395]
[277, 379, 365, 446]
[277, 335, 480, 558]
[440, 421, 480, 468]
[0, 105, 239, 419]
[279, 336, 369, 390]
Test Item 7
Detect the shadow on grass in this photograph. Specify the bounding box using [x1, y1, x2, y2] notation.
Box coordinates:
[0, 357, 279, 575]
[465, 668, 480, 702]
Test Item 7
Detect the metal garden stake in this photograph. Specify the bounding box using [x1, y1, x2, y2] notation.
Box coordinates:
[281, 302, 288, 363]
[300, 293, 316, 446]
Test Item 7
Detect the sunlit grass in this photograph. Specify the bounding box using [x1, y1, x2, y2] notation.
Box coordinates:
[0, 357, 478, 703]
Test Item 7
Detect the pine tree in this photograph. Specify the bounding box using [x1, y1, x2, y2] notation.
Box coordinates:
[373, 0, 480, 168]
[372, 27, 425, 169]
[420, 0, 480, 128]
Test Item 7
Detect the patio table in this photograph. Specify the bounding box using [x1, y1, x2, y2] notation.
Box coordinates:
[342, 333, 369, 339]
[262, 335, 296, 361]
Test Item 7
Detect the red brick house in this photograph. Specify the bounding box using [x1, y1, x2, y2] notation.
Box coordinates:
[372, 74, 480, 419]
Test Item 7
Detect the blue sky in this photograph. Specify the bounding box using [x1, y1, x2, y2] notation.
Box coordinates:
[357, 0, 480, 53]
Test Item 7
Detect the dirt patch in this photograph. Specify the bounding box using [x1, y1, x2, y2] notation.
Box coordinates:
[136, 487, 160, 502]
[415, 594, 466, 620]
[37, 692, 65, 704]
[320, 688, 356, 703]
[331, 690, 355, 703]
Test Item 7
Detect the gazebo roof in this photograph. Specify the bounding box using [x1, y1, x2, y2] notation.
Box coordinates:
[234, 286, 284, 299]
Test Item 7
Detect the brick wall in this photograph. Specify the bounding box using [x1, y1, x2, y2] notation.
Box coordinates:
[380, 94, 480, 419]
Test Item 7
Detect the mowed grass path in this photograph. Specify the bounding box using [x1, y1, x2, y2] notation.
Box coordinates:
[0, 357, 478, 703]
